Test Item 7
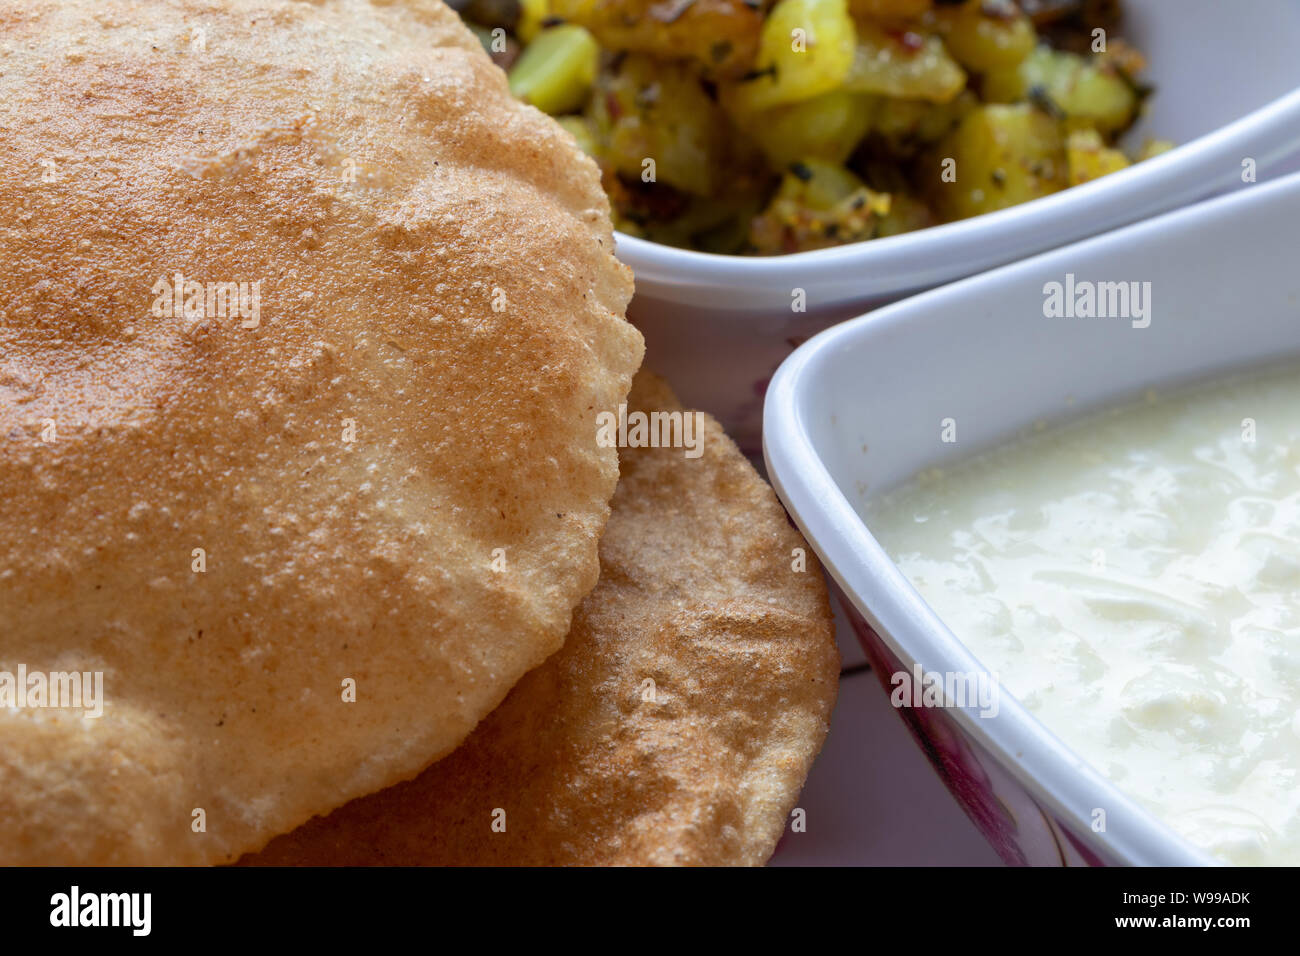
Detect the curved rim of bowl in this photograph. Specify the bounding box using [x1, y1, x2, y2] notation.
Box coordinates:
[616, 87, 1300, 303]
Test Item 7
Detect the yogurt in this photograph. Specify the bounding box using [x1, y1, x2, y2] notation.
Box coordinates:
[866, 364, 1300, 865]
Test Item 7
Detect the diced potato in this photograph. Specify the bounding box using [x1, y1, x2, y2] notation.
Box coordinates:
[517, 0, 550, 43]
[984, 45, 1139, 135]
[1066, 127, 1129, 184]
[932, 102, 1066, 219]
[455, 0, 1167, 253]
[843, 22, 966, 103]
[508, 24, 599, 115]
[1097, 37, 1148, 78]
[550, 0, 766, 79]
[750, 158, 892, 253]
[1137, 138, 1174, 161]
[849, 0, 931, 18]
[1018, 0, 1099, 27]
[741, 90, 878, 167]
[464, 0, 527, 31]
[725, 0, 858, 112]
[675, 197, 768, 253]
[875, 189, 935, 236]
[609, 177, 764, 252]
[587, 54, 730, 196]
[872, 89, 977, 151]
[792, 159, 880, 209]
[556, 115, 599, 157]
[933, 0, 1037, 72]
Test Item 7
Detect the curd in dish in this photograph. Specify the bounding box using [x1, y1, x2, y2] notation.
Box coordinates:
[867, 364, 1300, 865]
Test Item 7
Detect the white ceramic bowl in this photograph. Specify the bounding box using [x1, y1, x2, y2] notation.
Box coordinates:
[626, 0, 1300, 451]
[763, 170, 1300, 866]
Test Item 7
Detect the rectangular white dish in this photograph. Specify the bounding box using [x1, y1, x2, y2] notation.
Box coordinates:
[763, 170, 1300, 866]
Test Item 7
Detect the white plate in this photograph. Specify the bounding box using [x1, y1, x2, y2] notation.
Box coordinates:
[762, 171, 1300, 866]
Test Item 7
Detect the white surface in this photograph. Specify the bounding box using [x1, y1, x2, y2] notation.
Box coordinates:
[770, 670, 1002, 866]
[733, 563, 993, 865]
[772, 605, 1001, 867]
[764, 172, 1300, 866]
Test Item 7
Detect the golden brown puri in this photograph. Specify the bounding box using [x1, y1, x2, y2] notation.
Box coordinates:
[244, 372, 839, 866]
[0, 0, 642, 865]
